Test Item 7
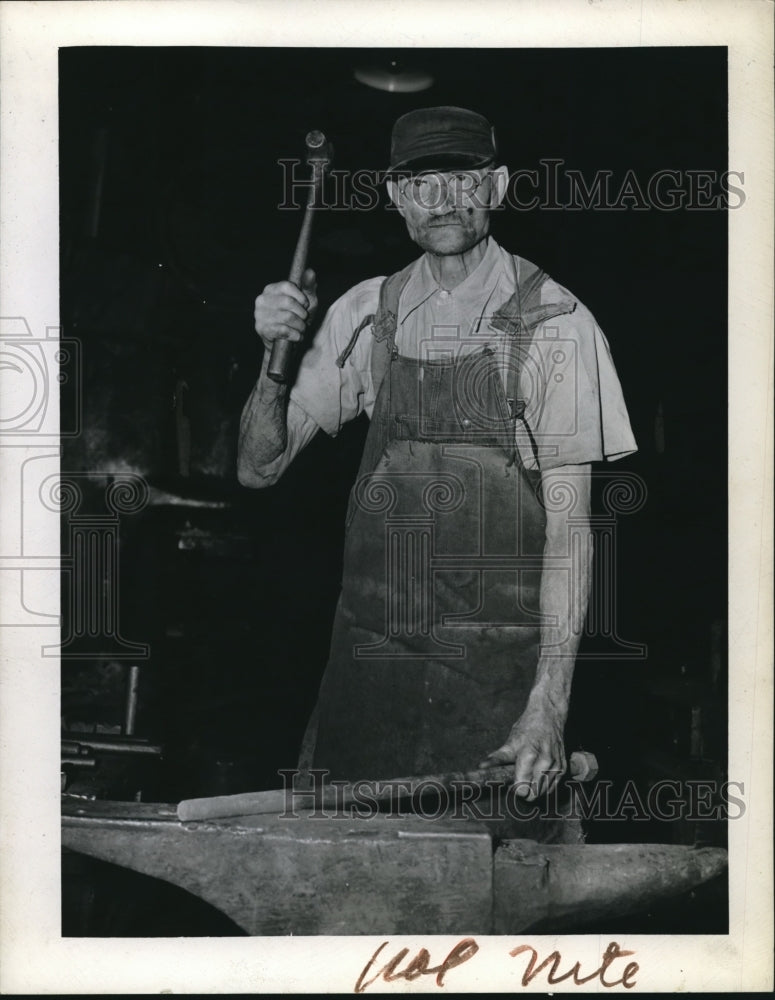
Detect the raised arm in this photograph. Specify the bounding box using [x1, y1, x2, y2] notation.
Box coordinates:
[237, 269, 319, 488]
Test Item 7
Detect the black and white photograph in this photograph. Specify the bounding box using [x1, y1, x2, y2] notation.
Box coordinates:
[0, 1, 772, 994]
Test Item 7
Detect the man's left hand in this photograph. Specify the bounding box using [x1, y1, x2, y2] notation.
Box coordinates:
[477, 699, 567, 801]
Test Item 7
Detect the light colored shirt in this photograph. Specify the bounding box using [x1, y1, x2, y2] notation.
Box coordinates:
[262, 237, 637, 481]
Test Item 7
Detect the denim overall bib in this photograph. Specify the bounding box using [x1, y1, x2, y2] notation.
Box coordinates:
[309, 256, 576, 782]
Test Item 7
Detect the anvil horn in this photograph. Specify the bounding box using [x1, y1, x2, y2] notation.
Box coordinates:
[493, 839, 728, 932]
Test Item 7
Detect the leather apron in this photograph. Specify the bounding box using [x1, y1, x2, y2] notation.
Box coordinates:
[309, 315, 547, 782]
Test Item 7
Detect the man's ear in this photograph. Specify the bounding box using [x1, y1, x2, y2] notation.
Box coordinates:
[489, 165, 510, 210]
[386, 178, 406, 217]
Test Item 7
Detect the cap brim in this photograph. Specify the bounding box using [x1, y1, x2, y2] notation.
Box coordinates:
[383, 152, 495, 178]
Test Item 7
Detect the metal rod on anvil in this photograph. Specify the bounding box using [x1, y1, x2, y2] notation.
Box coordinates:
[176, 750, 598, 822]
[267, 129, 333, 383]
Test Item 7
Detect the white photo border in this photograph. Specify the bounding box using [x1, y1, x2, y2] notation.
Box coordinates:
[0, 0, 772, 993]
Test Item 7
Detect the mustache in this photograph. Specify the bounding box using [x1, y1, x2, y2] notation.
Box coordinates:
[426, 214, 468, 226]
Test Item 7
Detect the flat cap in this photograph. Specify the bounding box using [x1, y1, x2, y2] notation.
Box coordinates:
[386, 106, 497, 175]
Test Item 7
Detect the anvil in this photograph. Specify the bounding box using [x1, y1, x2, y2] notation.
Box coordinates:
[61, 796, 726, 935]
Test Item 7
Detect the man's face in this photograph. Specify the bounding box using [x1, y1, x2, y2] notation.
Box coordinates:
[388, 167, 507, 256]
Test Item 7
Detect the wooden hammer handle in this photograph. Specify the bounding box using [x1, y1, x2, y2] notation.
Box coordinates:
[267, 132, 328, 383]
[266, 207, 316, 381]
[177, 751, 597, 823]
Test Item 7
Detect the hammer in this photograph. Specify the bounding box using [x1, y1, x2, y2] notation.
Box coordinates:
[177, 750, 598, 822]
[267, 130, 333, 383]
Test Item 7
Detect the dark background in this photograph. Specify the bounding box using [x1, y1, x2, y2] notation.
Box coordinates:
[59, 46, 728, 934]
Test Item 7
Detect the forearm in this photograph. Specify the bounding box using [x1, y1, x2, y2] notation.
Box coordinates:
[529, 465, 593, 716]
[239, 268, 322, 487]
[237, 354, 319, 487]
[239, 352, 288, 465]
[480, 466, 593, 788]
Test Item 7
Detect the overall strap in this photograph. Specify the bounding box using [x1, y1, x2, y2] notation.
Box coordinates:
[492, 258, 577, 343]
[372, 261, 417, 342]
[335, 262, 416, 390]
[490, 259, 547, 337]
[369, 261, 416, 399]
[493, 256, 578, 469]
[339, 262, 417, 528]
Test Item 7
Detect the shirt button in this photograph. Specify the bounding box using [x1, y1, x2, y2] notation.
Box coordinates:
[462, 418, 471, 427]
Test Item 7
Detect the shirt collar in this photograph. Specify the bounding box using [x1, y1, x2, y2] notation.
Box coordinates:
[398, 236, 510, 328]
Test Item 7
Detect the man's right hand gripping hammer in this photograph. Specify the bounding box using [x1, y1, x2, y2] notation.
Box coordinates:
[255, 268, 318, 364]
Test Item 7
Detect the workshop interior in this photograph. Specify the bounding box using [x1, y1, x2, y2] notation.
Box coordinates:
[59, 46, 728, 936]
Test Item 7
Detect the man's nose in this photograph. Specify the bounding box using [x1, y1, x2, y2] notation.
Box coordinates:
[428, 180, 456, 214]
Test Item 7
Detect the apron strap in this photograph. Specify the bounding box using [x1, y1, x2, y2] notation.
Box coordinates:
[369, 261, 417, 394]
[494, 257, 578, 470]
[335, 261, 417, 391]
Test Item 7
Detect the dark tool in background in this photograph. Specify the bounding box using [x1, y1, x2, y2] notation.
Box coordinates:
[267, 129, 333, 383]
[61, 664, 162, 798]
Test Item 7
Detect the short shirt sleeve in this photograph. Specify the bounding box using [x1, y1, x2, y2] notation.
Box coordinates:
[291, 277, 383, 436]
[516, 293, 638, 471]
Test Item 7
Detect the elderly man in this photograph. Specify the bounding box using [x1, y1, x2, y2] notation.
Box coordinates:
[238, 107, 636, 799]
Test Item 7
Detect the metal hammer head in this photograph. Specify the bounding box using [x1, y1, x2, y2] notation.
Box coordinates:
[305, 130, 333, 170]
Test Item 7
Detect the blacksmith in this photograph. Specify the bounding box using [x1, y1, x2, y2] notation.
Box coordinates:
[238, 107, 637, 799]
